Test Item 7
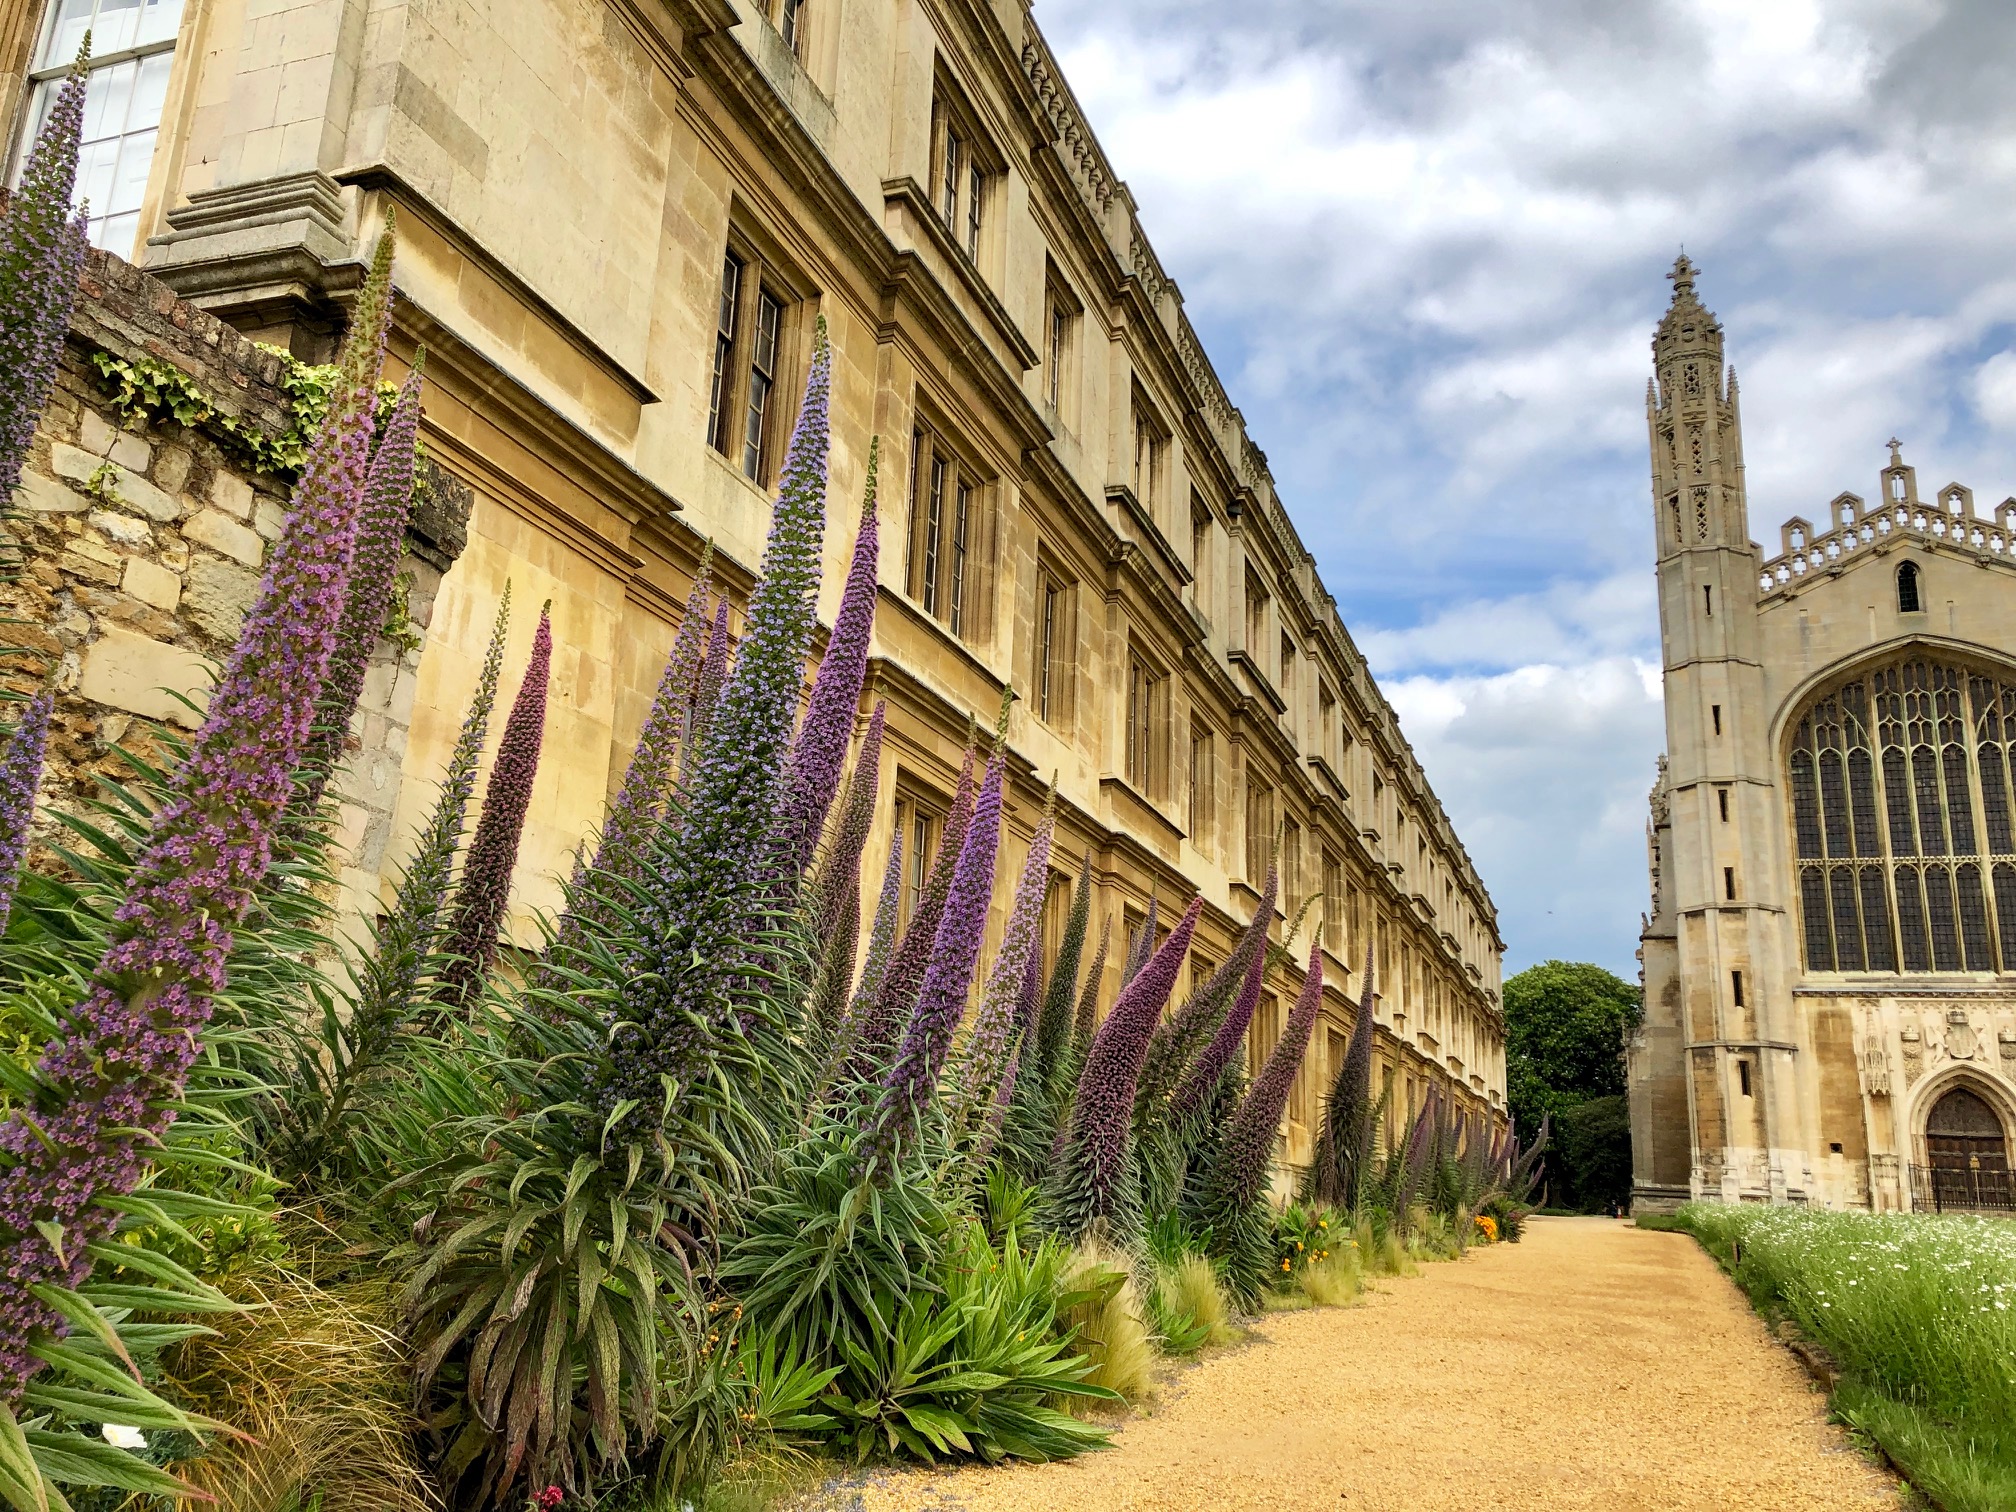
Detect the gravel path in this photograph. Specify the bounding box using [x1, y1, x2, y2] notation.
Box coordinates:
[838, 1216, 1900, 1512]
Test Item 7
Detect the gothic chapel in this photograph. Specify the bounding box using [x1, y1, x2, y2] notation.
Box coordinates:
[1632, 258, 2016, 1214]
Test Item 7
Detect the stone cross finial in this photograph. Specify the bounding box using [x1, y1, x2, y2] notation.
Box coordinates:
[1668, 253, 1698, 296]
[1887, 437, 1904, 467]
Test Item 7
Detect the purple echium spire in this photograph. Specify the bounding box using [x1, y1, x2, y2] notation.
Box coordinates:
[869, 750, 1005, 1165]
[840, 737, 976, 1084]
[320, 589, 511, 1146]
[0, 682, 55, 931]
[1064, 916, 1110, 1070]
[953, 790, 1054, 1133]
[678, 597, 733, 791]
[809, 700, 886, 939]
[554, 545, 715, 955]
[1120, 895, 1158, 988]
[1311, 950, 1377, 1208]
[598, 323, 830, 1112]
[819, 828, 902, 1085]
[1179, 945, 1264, 1117]
[295, 358, 426, 818]
[439, 604, 552, 1005]
[0, 225, 397, 1396]
[1214, 943, 1323, 1214]
[1151, 863, 1278, 1117]
[774, 441, 879, 880]
[1046, 898, 1200, 1241]
[0, 45, 88, 520]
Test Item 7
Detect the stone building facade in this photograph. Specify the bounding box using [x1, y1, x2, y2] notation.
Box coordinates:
[4, 0, 1507, 1154]
[1633, 257, 2016, 1213]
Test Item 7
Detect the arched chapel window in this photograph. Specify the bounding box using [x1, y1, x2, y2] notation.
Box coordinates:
[1898, 562, 1922, 614]
[1788, 654, 2016, 974]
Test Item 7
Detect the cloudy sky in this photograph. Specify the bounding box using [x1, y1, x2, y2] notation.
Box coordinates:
[1034, 0, 2016, 979]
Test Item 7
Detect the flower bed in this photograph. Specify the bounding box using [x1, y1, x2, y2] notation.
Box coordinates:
[1676, 1202, 2016, 1512]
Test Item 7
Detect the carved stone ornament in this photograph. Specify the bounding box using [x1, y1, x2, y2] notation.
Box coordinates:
[1901, 1022, 1925, 1088]
[1859, 1031, 1891, 1097]
[1945, 1008, 1979, 1063]
[1999, 1026, 2016, 1069]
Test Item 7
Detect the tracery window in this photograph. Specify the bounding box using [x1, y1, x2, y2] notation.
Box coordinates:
[1789, 655, 2016, 974]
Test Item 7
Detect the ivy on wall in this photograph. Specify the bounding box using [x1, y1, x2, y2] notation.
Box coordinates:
[87, 346, 416, 480]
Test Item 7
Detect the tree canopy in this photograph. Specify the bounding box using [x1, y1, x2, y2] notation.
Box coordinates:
[1503, 960, 1640, 1210]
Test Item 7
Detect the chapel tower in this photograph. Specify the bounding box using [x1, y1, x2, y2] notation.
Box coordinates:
[1638, 257, 1812, 1205]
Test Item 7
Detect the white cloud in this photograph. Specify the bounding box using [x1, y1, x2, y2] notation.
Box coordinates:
[1385, 659, 1668, 974]
[1030, 0, 2016, 970]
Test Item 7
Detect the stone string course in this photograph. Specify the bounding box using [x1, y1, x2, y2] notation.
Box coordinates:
[0, 242, 470, 904]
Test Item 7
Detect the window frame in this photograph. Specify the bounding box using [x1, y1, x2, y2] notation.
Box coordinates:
[1123, 643, 1170, 800]
[706, 233, 807, 488]
[1188, 719, 1216, 852]
[907, 413, 991, 644]
[17, 0, 187, 257]
[1786, 652, 2016, 976]
[892, 781, 949, 931]
[1032, 555, 1076, 729]
[929, 79, 998, 272]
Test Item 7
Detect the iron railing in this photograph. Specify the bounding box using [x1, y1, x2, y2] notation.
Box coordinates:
[1911, 1163, 2016, 1215]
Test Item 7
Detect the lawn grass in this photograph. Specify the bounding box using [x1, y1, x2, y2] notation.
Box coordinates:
[1675, 1202, 2016, 1512]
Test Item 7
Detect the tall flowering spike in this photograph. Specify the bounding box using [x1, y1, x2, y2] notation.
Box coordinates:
[439, 603, 551, 1004]
[1045, 898, 1200, 1243]
[1171, 868, 1280, 1117]
[952, 789, 1055, 1133]
[1397, 1083, 1441, 1216]
[837, 832, 903, 1041]
[840, 735, 977, 1084]
[809, 700, 885, 939]
[1311, 950, 1378, 1208]
[1211, 944, 1323, 1217]
[1180, 944, 1264, 1113]
[804, 857, 862, 1041]
[294, 356, 427, 817]
[554, 545, 715, 956]
[323, 588, 511, 1145]
[0, 223, 397, 1393]
[0, 44, 88, 522]
[0, 682, 54, 932]
[598, 321, 830, 1110]
[774, 439, 880, 879]
[870, 750, 1005, 1164]
[1154, 863, 1278, 1118]
[1120, 895, 1158, 988]
[1029, 851, 1090, 1091]
[678, 597, 733, 790]
[1065, 916, 1110, 1074]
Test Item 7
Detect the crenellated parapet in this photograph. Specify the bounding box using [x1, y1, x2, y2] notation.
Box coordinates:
[1759, 444, 2016, 597]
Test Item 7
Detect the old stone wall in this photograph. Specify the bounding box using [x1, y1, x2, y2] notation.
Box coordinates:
[0, 242, 469, 915]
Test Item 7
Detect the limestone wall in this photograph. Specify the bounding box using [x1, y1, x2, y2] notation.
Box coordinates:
[0, 243, 469, 918]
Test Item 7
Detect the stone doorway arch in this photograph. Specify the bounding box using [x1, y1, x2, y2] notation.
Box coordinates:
[1922, 1084, 2013, 1213]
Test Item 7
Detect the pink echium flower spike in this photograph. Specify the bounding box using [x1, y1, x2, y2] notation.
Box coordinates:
[952, 787, 1054, 1135]
[1213, 943, 1324, 1215]
[773, 440, 880, 880]
[1046, 897, 1201, 1243]
[1156, 863, 1278, 1117]
[0, 681, 55, 932]
[294, 357, 427, 818]
[439, 603, 552, 1006]
[840, 735, 977, 1086]
[0, 41, 89, 522]
[677, 596, 733, 791]
[0, 223, 398, 1397]
[814, 827, 903, 1098]
[553, 544, 716, 956]
[869, 749, 1006, 1168]
[809, 700, 886, 941]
